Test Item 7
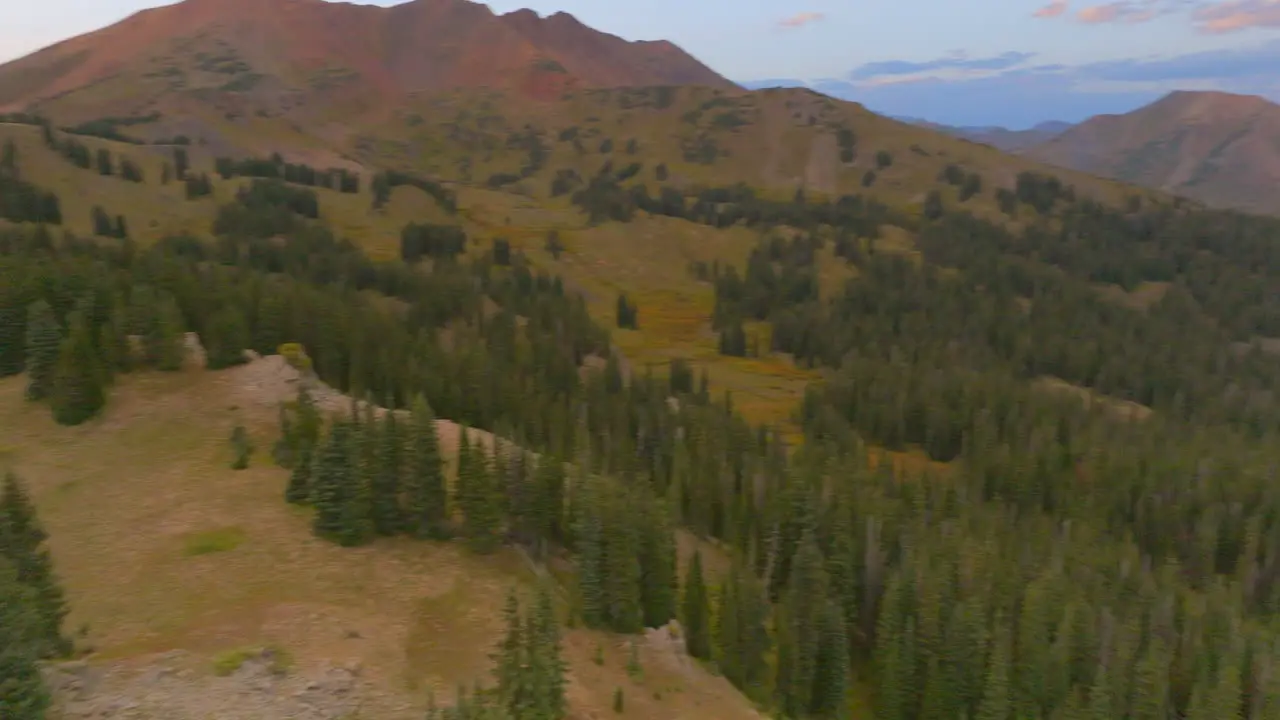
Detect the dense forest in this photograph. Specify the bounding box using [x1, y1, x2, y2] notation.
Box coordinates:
[9, 137, 1280, 719]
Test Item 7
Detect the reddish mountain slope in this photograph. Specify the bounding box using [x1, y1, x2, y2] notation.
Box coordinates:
[0, 0, 735, 111]
[1024, 91, 1280, 214]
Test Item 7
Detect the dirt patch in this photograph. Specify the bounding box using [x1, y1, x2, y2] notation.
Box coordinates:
[44, 649, 366, 720]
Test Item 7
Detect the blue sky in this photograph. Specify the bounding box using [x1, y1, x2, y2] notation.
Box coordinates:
[5, 0, 1280, 128]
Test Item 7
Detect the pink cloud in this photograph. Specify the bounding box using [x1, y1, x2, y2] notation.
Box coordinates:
[1034, 0, 1070, 17]
[1076, 1, 1159, 23]
[1194, 0, 1280, 32]
[778, 11, 826, 28]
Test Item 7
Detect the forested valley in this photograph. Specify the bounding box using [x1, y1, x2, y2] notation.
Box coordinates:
[9, 126, 1280, 719]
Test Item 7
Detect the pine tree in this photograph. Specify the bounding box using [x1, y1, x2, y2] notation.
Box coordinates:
[492, 590, 527, 712]
[0, 558, 52, 720]
[811, 600, 850, 717]
[575, 476, 606, 628]
[23, 300, 60, 402]
[0, 473, 69, 657]
[682, 550, 711, 659]
[530, 585, 568, 719]
[405, 395, 447, 538]
[229, 423, 252, 470]
[777, 532, 829, 718]
[311, 420, 354, 542]
[371, 409, 403, 535]
[976, 619, 1012, 720]
[95, 148, 113, 176]
[530, 454, 565, 557]
[639, 515, 677, 630]
[285, 444, 313, 504]
[462, 441, 503, 553]
[147, 293, 185, 371]
[336, 407, 375, 547]
[205, 306, 249, 369]
[50, 311, 106, 426]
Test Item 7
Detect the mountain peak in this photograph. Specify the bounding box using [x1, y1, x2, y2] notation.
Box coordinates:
[0, 0, 733, 110]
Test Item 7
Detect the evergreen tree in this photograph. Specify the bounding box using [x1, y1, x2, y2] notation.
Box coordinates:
[976, 620, 1013, 720]
[529, 585, 568, 720]
[682, 550, 711, 659]
[50, 310, 107, 426]
[492, 590, 527, 713]
[461, 440, 503, 553]
[0, 558, 51, 720]
[204, 306, 249, 369]
[405, 395, 448, 538]
[637, 499, 677, 629]
[530, 454, 566, 557]
[811, 600, 850, 718]
[336, 406, 375, 547]
[146, 293, 185, 371]
[229, 423, 252, 470]
[776, 533, 829, 718]
[285, 444, 313, 505]
[23, 300, 60, 402]
[311, 420, 354, 542]
[95, 148, 113, 176]
[371, 409, 403, 535]
[0, 473, 70, 657]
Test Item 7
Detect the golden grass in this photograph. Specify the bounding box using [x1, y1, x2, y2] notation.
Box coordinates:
[0, 368, 763, 719]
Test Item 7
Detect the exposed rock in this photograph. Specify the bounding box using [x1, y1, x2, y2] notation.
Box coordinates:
[44, 649, 370, 720]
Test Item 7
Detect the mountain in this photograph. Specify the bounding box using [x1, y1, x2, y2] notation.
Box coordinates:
[1024, 90, 1280, 214]
[0, 0, 734, 119]
[896, 117, 1073, 152]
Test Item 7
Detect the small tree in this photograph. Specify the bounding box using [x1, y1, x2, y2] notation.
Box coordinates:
[23, 300, 61, 402]
[229, 423, 252, 470]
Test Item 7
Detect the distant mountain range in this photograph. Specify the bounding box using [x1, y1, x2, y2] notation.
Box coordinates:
[892, 117, 1075, 153]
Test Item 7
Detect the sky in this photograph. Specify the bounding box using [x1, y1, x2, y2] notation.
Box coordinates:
[5, 0, 1280, 128]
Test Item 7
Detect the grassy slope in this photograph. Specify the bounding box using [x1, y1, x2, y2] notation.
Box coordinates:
[0, 364, 762, 719]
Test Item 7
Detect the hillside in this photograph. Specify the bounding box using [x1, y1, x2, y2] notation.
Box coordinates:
[11, 2, 1280, 720]
[1025, 90, 1280, 214]
[0, 357, 763, 720]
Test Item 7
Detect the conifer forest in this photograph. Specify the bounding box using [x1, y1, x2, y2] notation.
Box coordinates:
[10, 121, 1280, 720]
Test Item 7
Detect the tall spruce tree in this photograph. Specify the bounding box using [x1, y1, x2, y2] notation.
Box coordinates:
[336, 405, 375, 547]
[461, 440, 503, 554]
[530, 454, 566, 557]
[285, 444, 313, 505]
[0, 558, 52, 720]
[405, 395, 447, 538]
[23, 299, 60, 402]
[0, 473, 70, 657]
[50, 310, 107, 426]
[311, 419, 354, 542]
[371, 408, 403, 535]
[682, 550, 711, 659]
[147, 293, 185, 371]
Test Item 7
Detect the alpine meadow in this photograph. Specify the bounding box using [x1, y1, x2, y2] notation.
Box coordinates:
[5, 0, 1280, 719]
